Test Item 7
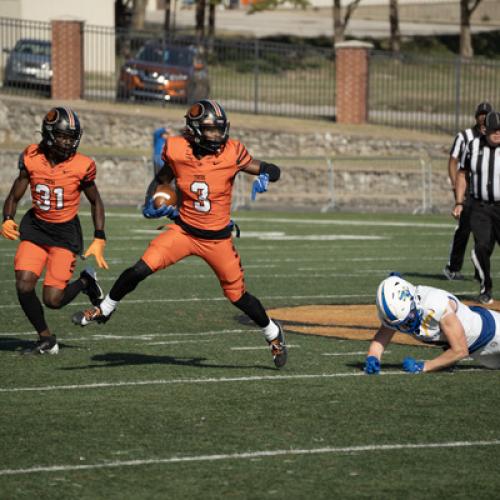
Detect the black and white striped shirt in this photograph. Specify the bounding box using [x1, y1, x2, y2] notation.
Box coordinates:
[462, 136, 500, 202]
[450, 126, 481, 164]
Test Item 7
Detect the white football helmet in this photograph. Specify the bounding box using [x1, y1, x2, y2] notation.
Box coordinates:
[376, 275, 422, 333]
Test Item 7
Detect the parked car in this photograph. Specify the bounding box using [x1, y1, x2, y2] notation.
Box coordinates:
[3, 39, 52, 90]
[117, 42, 209, 104]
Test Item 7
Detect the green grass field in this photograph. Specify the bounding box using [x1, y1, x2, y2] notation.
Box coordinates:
[1, 209, 500, 499]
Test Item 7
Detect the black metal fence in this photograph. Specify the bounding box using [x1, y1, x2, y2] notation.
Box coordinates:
[1, 16, 499, 134]
[369, 51, 500, 133]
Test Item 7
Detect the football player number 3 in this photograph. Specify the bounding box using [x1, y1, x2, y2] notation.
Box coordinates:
[191, 181, 211, 213]
[35, 184, 64, 211]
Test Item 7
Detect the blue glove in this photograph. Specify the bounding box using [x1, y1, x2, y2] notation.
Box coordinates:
[364, 356, 381, 375]
[142, 198, 179, 220]
[251, 173, 270, 201]
[402, 356, 424, 374]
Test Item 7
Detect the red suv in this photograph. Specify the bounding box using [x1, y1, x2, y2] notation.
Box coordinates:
[117, 42, 209, 104]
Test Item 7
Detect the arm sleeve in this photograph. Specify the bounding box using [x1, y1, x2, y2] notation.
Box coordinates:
[18, 152, 27, 172]
[81, 160, 97, 187]
[449, 132, 464, 160]
[235, 142, 253, 170]
[461, 143, 471, 172]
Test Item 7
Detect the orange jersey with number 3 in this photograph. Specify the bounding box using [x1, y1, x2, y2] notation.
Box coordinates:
[162, 136, 252, 230]
[21, 144, 96, 223]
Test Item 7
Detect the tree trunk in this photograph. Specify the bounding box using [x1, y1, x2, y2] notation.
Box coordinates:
[460, 0, 483, 58]
[195, 0, 206, 44]
[131, 0, 147, 31]
[460, 0, 473, 58]
[207, 0, 216, 54]
[164, 0, 172, 40]
[333, 0, 344, 45]
[389, 0, 401, 54]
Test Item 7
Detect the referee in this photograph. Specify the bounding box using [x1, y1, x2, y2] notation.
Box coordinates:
[454, 110, 500, 304]
[444, 101, 492, 280]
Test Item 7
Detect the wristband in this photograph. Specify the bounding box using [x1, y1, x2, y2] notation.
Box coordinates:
[259, 161, 281, 182]
[94, 229, 106, 240]
[455, 202, 464, 206]
[3, 215, 13, 222]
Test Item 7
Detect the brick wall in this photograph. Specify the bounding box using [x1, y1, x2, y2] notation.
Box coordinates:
[335, 41, 373, 125]
[51, 20, 84, 100]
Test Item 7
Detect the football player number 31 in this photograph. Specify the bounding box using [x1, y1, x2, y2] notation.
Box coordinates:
[35, 184, 64, 211]
[191, 181, 211, 213]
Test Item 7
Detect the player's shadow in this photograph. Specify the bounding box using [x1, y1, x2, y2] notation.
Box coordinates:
[0, 337, 76, 353]
[346, 361, 486, 372]
[61, 351, 275, 371]
[347, 361, 402, 371]
[404, 271, 479, 285]
[402, 271, 454, 281]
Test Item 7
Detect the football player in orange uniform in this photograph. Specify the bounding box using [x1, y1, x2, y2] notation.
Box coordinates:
[1, 107, 108, 354]
[73, 100, 287, 368]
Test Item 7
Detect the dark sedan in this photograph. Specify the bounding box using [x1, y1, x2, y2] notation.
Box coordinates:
[3, 39, 52, 90]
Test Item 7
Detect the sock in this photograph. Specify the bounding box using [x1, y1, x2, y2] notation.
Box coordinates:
[263, 319, 279, 343]
[58, 279, 85, 307]
[108, 260, 153, 301]
[232, 292, 270, 327]
[99, 294, 118, 316]
[17, 290, 48, 334]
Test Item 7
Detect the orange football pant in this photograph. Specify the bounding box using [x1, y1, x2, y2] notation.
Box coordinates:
[14, 240, 76, 290]
[142, 224, 246, 302]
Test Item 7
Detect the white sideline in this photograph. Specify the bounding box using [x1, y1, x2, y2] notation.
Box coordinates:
[0, 439, 499, 476]
[0, 369, 483, 394]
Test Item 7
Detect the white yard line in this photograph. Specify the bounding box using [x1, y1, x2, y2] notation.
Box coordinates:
[0, 369, 484, 394]
[79, 212, 456, 229]
[230, 345, 299, 351]
[0, 329, 259, 339]
[0, 439, 498, 476]
[321, 351, 390, 356]
[0, 293, 376, 309]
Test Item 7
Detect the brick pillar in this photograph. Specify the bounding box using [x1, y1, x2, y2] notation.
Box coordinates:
[51, 20, 84, 100]
[335, 41, 373, 124]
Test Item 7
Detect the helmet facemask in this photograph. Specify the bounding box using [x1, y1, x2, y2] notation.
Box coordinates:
[184, 100, 229, 154]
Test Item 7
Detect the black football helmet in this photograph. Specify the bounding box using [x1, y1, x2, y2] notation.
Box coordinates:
[184, 99, 229, 153]
[41, 107, 82, 161]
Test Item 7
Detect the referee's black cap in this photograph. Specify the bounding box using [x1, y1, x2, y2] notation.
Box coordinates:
[485, 111, 500, 133]
[475, 101, 493, 117]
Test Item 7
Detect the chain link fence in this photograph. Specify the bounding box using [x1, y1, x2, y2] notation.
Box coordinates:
[232, 155, 452, 214]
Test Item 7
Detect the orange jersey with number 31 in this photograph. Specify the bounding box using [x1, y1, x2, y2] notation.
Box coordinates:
[21, 144, 96, 223]
[162, 136, 252, 230]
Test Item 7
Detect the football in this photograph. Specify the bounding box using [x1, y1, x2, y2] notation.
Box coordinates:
[153, 184, 178, 209]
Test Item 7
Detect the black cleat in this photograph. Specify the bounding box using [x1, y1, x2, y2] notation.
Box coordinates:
[268, 321, 288, 369]
[443, 266, 464, 281]
[80, 267, 104, 306]
[22, 335, 59, 355]
[72, 306, 111, 326]
[478, 292, 493, 305]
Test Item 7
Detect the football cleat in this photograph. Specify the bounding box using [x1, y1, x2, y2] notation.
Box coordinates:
[71, 306, 111, 326]
[22, 335, 59, 355]
[268, 321, 288, 369]
[80, 266, 104, 306]
[443, 266, 464, 281]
